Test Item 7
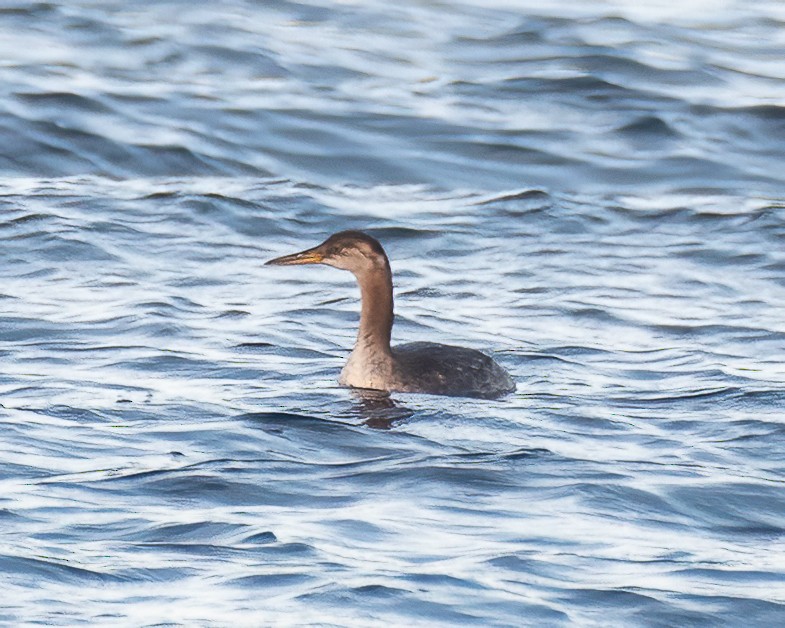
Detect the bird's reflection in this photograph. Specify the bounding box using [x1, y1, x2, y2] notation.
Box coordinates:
[348, 388, 414, 430]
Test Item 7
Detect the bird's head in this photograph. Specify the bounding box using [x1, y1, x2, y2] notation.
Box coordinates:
[266, 230, 389, 276]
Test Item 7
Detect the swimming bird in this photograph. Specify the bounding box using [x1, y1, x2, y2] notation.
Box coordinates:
[266, 231, 515, 399]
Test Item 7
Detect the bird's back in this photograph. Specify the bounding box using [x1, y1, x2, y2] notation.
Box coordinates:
[390, 342, 515, 399]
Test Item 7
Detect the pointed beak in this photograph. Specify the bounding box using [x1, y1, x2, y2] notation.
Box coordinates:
[265, 245, 325, 266]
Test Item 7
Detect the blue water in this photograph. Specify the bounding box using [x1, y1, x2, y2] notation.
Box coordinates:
[2, 1, 785, 625]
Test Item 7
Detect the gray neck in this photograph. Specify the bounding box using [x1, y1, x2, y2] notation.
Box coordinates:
[354, 260, 393, 355]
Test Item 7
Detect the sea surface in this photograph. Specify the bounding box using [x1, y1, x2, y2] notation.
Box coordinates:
[2, 1, 785, 625]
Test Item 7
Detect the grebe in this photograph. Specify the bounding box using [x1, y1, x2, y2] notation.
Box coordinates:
[266, 231, 515, 399]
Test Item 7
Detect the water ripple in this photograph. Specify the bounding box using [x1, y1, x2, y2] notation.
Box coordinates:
[2, 0, 785, 624]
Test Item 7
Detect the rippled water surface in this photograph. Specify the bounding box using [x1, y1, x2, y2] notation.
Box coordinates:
[2, 1, 785, 625]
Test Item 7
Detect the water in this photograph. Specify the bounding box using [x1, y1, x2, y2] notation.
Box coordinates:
[1, 1, 785, 625]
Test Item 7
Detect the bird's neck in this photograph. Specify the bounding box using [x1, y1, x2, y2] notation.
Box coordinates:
[354, 261, 394, 356]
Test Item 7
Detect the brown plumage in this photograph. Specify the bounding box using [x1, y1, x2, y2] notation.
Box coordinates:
[266, 231, 515, 399]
